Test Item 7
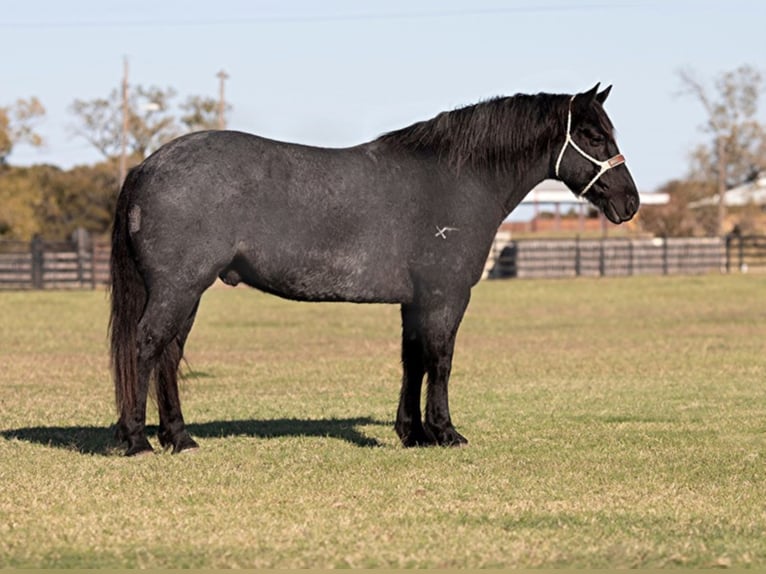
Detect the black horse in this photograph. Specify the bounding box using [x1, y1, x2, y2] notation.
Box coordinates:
[110, 83, 638, 456]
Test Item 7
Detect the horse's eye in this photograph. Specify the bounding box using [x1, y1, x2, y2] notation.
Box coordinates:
[584, 130, 605, 145]
[577, 127, 604, 146]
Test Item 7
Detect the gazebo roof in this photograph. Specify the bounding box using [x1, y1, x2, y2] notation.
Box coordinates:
[522, 179, 669, 206]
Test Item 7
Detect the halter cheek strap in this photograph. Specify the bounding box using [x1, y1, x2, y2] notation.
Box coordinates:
[555, 95, 625, 196]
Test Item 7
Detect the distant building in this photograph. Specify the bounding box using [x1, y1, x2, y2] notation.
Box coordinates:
[689, 172, 766, 209]
[509, 179, 668, 234]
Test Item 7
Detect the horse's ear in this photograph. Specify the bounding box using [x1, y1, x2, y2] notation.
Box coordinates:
[575, 83, 600, 108]
[596, 85, 612, 104]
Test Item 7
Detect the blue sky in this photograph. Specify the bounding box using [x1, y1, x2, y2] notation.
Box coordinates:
[3, 0, 765, 198]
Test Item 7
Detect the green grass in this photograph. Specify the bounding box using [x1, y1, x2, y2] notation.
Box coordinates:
[0, 275, 764, 568]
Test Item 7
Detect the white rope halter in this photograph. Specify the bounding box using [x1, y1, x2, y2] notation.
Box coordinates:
[555, 96, 625, 196]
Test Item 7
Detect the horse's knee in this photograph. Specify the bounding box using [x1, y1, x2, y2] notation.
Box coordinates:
[137, 337, 160, 365]
[136, 314, 175, 365]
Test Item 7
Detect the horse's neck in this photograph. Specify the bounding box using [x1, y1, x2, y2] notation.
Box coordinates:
[491, 142, 557, 219]
[488, 104, 563, 217]
[376, 94, 565, 217]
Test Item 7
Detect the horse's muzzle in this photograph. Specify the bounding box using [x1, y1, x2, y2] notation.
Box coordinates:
[603, 192, 639, 224]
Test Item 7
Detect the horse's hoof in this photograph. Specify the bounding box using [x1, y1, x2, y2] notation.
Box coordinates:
[430, 426, 468, 447]
[398, 426, 438, 448]
[125, 445, 155, 457]
[124, 436, 154, 457]
[446, 431, 469, 447]
[172, 436, 200, 454]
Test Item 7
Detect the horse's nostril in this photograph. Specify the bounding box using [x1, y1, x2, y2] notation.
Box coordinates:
[627, 195, 639, 214]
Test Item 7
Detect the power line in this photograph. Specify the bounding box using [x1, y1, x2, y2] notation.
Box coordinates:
[0, 4, 643, 31]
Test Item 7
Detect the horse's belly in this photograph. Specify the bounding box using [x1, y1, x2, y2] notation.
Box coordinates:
[231, 249, 413, 304]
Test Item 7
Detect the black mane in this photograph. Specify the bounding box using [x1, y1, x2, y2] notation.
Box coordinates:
[377, 92, 567, 176]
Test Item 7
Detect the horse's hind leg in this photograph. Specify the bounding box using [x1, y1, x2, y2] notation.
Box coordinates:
[156, 298, 201, 454]
[120, 285, 202, 456]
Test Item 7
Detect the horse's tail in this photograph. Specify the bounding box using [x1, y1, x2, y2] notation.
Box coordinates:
[109, 168, 146, 418]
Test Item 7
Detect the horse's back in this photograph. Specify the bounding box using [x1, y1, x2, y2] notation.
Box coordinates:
[124, 131, 419, 302]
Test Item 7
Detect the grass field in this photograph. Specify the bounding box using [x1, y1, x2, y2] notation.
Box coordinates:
[0, 274, 764, 568]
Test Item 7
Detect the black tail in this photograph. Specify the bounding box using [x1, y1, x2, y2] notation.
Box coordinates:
[109, 168, 146, 418]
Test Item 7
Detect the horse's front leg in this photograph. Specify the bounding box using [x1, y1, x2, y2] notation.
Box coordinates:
[399, 289, 470, 447]
[395, 304, 434, 446]
[423, 328, 468, 447]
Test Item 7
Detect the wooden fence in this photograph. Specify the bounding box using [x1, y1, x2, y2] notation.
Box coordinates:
[725, 233, 766, 273]
[484, 235, 759, 279]
[0, 230, 109, 290]
[1, 231, 763, 289]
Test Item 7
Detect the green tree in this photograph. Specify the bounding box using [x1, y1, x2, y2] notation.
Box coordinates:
[37, 162, 119, 239]
[0, 165, 46, 239]
[678, 65, 766, 235]
[0, 97, 45, 164]
[0, 162, 117, 241]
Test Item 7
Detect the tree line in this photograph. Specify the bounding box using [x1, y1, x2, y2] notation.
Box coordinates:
[1, 84, 227, 241]
[1, 65, 765, 242]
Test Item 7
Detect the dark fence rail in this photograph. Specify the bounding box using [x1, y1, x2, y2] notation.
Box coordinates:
[0, 230, 109, 290]
[725, 234, 766, 273]
[486, 235, 764, 279]
[1, 231, 764, 289]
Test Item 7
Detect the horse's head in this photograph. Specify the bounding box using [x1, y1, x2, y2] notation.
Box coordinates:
[553, 84, 639, 224]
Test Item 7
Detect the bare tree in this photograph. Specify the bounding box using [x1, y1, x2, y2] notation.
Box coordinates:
[129, 86, 180, 158]
[179, 95, 227, 132]
[0, 97, 46, 164]
[678, 65, 766, 235]
[638, 179, 717, 237]
[70, 85, 180, 162]
[71, 84, 235, 176]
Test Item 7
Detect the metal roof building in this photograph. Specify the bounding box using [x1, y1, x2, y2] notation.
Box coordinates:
[689, 173, 766, 208]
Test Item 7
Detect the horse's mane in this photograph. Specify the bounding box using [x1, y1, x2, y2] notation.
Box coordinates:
[377, 93, 568, 176]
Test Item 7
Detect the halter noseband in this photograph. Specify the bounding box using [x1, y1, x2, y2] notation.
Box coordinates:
[554, 95, 625, 196]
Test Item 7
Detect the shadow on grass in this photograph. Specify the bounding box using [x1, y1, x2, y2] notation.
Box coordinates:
[1, 416, 388, 456]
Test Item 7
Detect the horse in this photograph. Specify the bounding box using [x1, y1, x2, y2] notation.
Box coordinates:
[110, 83, 639, 456]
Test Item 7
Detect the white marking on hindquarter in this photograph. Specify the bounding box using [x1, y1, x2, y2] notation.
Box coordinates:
[128, 205, 141, 234]
[434, 225, 459, 239]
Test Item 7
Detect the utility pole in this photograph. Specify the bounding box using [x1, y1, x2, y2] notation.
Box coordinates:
[216, 69, 229, 130]
[119, 57, 129, 186]
[716, 135, 727, 237]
